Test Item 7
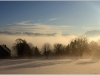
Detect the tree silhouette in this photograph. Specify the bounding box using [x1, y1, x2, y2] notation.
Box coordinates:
[61, 45, 66, 56]
[67, 36, 89, 58]
[68, 40, 79, 58]
[34, 46, 41, 57]
[12, 38, 32, 58]
[28, 43, 35, 57]
[42, 43, 51, 59]
[11, 36, 100, 59]
[53, 43, 63, 58]
[65, 44, 71, 57]
[89, 41, 100, 57]
[77, 37, 89, 58]
[89, 41, 98, 51]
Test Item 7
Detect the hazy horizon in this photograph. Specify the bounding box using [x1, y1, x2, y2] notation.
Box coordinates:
[1, 1, 100, 50]
[1, 33, 100, 51]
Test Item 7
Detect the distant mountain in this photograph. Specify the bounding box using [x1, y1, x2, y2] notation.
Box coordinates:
[84, 30, 100, 37]
[0, 31, 70, 36]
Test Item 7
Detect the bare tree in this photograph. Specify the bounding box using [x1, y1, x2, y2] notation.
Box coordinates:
[61, 45, 66, 56]
[89, 41, 100, 57]
[53, 43, 63, 58]
[12, 38, 32, 58]
[69, 40, 79, 58]
[89, 41, 99, 51]
[42, 43, 51, 59]
[65, 44, 71, 57]
[68, 36, 89, 58]
[74, 37, 89, 58]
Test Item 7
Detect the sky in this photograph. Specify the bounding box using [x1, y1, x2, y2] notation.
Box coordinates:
[0, 1, 100, 35]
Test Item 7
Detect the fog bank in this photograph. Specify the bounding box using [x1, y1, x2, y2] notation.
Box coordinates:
[1, 33, 100, 51]
[0, 34, 77, 50]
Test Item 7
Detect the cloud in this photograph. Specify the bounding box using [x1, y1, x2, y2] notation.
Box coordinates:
[48, 18, 61, 21]
[8, 20, 34, 25]
[0, 21, 72, 34]
[82, 26, 100, 31]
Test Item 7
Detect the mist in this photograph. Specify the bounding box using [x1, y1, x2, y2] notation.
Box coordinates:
[0, 33, 77, 50]
[1, 33, 100, 51]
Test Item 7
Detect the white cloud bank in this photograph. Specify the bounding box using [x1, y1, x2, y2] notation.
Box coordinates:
[0, 21, 72, 34]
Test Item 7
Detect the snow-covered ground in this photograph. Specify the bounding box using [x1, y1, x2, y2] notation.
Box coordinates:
[0, 58, 100, 74]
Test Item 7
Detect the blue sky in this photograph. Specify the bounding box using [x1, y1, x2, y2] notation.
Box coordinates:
[0, 1, 100, 35]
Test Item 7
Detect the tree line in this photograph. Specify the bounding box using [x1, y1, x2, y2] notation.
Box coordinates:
[12, 36, 100, 59]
